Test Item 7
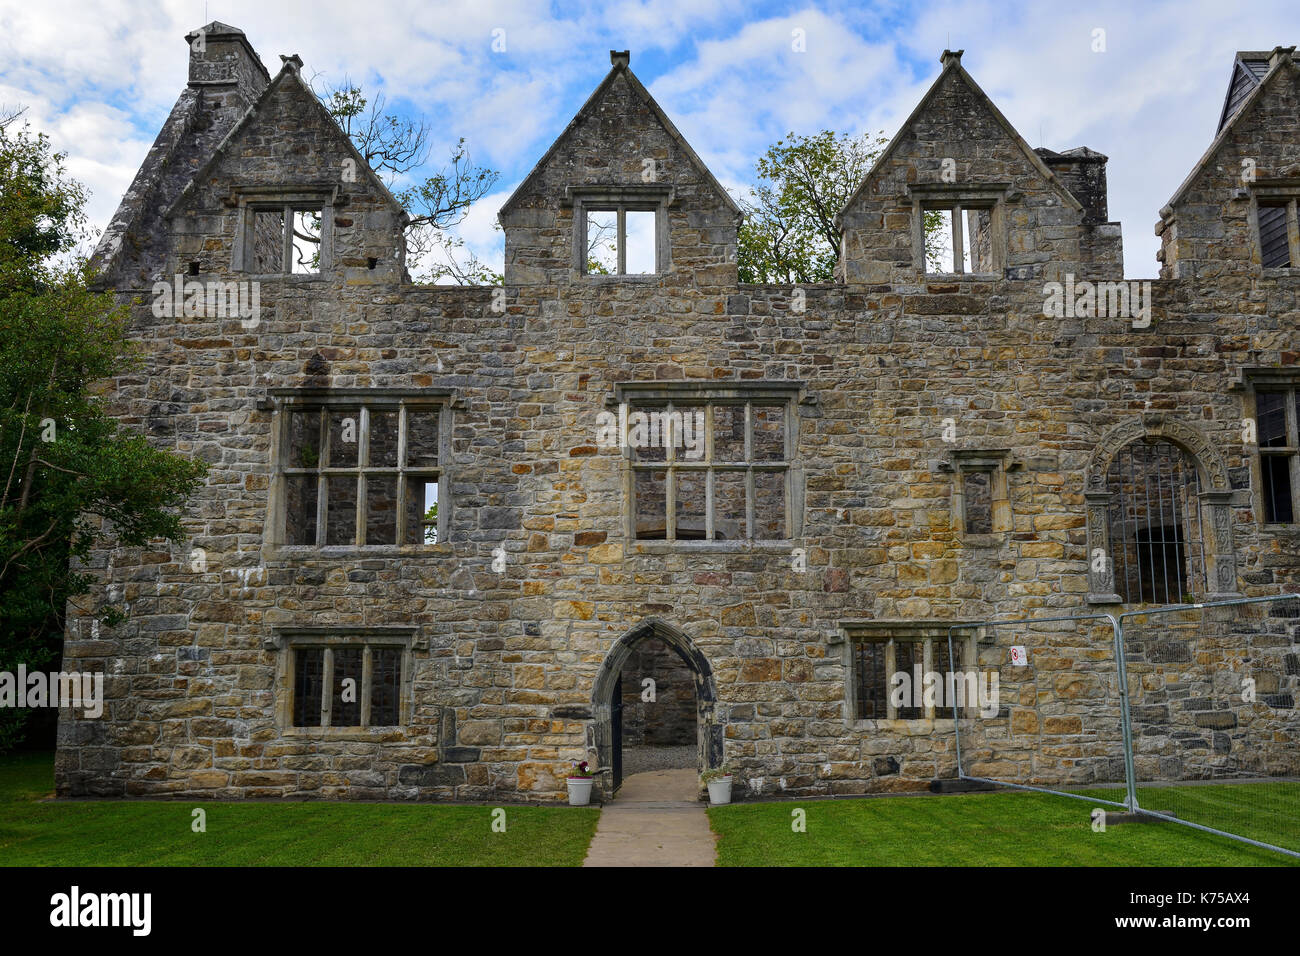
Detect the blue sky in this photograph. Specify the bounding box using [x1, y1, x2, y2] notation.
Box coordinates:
[2, 0, 1297, 278]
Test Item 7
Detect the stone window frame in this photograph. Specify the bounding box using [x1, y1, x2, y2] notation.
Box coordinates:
[1248, 180, 1300, 273]
[1083, 413, 1241, 604]
[907, 183, 1010, 278]
[1238, 367, 1300, 527]
[267, 628, 421, 740]
[836, 621, 979, 729]
[613, 381, 807, 552]
[566, 185, 672, 279]
[940, 448, 1018, 546]
[230, 183, 337, 277]
[263, 388, 453, 555]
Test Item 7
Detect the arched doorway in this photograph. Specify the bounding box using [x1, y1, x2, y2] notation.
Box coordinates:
[591, 619, 721, 796]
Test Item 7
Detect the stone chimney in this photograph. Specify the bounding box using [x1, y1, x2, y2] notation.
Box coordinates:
[940, 49, 963, 69]
[610, 50, 630, 68]
[185, 21, 270, 104]
[1036, 147, 1111, 224]
[1269, 45, 1296, 71]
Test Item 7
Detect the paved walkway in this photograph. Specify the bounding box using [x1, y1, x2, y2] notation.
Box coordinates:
[582, 769, 718, 867]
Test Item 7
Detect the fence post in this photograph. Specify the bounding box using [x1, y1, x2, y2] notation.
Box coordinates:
[1108, 613, 1139, 813]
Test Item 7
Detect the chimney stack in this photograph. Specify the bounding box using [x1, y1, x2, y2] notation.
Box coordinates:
[610, 50, 630, 68]
[1269, 45, 1296, 72]
[940, 49, 964, 69]
[185, 21, 270, 104]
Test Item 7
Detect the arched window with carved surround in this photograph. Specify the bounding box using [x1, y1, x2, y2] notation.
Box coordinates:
[1085, 415, 1240, 605]
[1104, 439, 1206, 603]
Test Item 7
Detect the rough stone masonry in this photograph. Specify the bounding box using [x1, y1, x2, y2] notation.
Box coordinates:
[54, 25, 1300, 802]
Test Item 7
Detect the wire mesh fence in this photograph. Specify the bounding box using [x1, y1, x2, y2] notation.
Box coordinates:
[947, 614, 1131, 810]
[1119, 595, 1300, 855]
[948, 595, 1300, 859]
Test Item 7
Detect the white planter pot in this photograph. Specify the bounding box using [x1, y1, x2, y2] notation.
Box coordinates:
[567, 777, 593, 806]
[707, 776, 733, 805]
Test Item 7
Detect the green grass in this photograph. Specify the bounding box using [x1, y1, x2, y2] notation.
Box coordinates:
[0, 752, 599, 866]
[1130, 781, 1300, 853]
[13, 750, 1298, 867]
[709, 787, 1300, 866]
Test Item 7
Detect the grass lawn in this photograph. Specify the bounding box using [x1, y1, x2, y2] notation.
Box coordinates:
[0, 752, 599, 866]
[1128, 781, 1300, 855]
[709, 787, 1300, 866]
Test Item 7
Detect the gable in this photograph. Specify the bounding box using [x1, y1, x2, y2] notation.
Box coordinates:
[90, 21, 273, 288]
[1217, 53, 1271, 134]
[1161, 52, 1300, 221]
[499, 57, 740, 219]
[838, 55, 1082, 227]
[89, 87, 205, 287]
[168, 62, 408, 226]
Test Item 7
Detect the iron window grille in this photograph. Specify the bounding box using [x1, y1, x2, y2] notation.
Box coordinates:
[1105, 439, 1208, 604]
[852, 632, 970, 720]
[289, 640, 406, 728]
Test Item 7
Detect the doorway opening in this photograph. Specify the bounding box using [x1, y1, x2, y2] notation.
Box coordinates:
[592, 619, 720, 796]
[618, 638, 698, 779]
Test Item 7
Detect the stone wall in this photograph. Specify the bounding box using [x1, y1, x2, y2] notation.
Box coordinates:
[55, 29, 1300, 803]
[619, 640, 696, 747]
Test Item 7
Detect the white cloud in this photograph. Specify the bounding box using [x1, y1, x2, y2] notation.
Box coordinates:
[650, 9, 906, 184]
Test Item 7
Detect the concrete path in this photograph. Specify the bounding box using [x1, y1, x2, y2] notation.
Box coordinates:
[582, 769, 718, 867]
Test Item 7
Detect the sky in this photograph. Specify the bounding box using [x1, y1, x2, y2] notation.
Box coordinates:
[1, 0, 1296, 280]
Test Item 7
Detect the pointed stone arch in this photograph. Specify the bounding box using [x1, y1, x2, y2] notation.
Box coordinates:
[1084, 413, 1240, 602]
[589, 618, 721, 797]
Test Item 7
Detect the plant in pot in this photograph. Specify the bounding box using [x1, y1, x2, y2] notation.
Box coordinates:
[566, 761, 594, 806]
[700, 764, 734, 805]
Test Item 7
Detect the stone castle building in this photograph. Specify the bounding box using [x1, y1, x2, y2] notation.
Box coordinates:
[55, 24, 1300, 801]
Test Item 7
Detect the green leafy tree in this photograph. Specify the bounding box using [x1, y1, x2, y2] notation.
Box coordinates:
[318, 81, 501, 284]
[738, 130, 945, 283]
[0, 120, 207, 751]
[423, 501, 438, 544]
[738, 131, 887, 283]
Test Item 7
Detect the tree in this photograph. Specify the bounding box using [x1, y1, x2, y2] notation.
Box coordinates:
[584, 215, 616, 275]
[737, 130, 946, 283]
[317, 80, 501, 284]
[423, 501, 438, 544]
[0, 122, 207, 751]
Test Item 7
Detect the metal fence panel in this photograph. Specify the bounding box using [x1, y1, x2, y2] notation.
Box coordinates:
[947, 595, 1300, 859]
[1119, 595, 1300, 855]
[947, 614, 1132, 811]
